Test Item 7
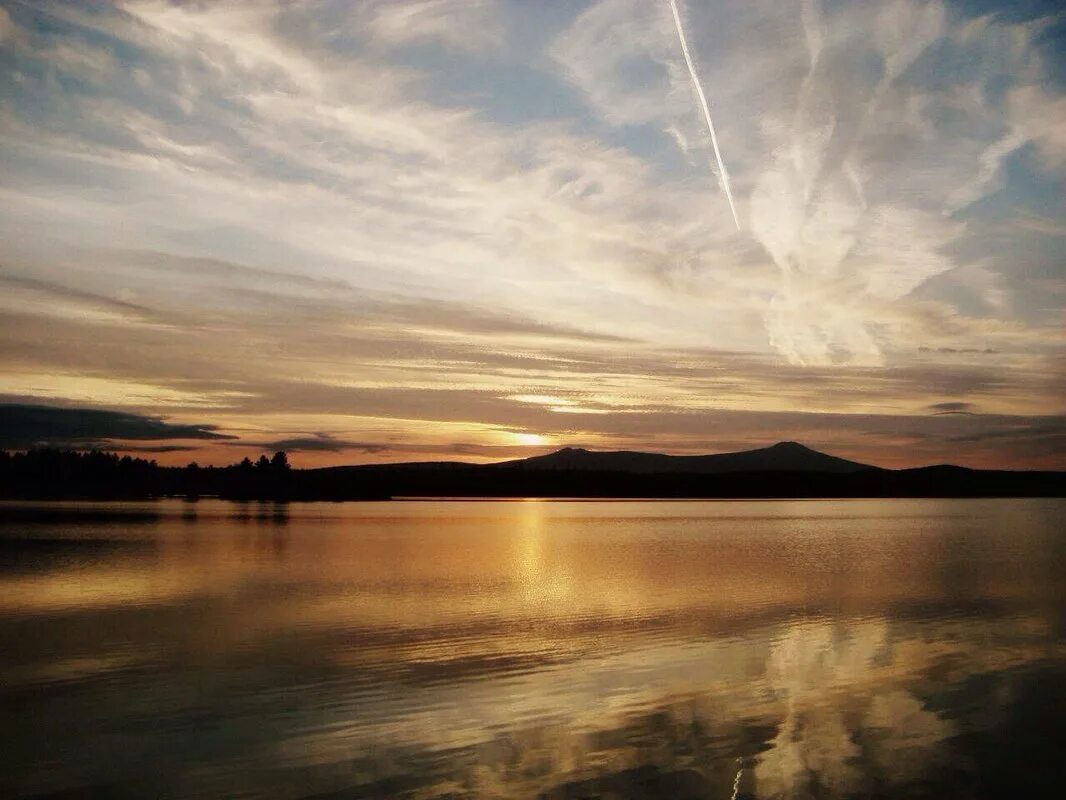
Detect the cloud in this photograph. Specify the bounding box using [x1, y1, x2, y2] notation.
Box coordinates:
[550, 0, 1065, 365]
[745, 1, 960, 365]
[0, 7, 19, 43]
[252, 434, 389, 454]
[0, 271, 168, 328]
[360, 0, 504, 53]
[944, 417, 1066, 448]
[918, 346, 998, 355]
[550, 0, 686, 128]
[238, 436, 573, 462]
[928, 401, 977, 415]
[0, 403, 236, 450]
[7, 248, 634, 345]
[1013, 211, 1066, 237]
[100, 443, 200, 453]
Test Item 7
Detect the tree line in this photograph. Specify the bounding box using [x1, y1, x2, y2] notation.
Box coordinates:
[0, 448, 385, 500]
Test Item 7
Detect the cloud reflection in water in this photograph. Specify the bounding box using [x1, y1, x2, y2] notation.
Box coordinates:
[0, 498, 1064, 798]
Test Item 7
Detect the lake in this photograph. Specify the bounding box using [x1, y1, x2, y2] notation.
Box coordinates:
[1, 498, 1064, 799]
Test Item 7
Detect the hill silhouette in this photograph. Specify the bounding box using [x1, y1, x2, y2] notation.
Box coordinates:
[490, 441, 871, 474]
[310, 442, 1063, 499]
[1, 443, 1063, 500]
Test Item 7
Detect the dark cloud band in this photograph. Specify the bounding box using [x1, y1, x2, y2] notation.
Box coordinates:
[0, 403, 236, 450]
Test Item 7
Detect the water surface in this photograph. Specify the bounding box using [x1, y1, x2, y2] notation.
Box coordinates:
[1, 499, 1064, 798]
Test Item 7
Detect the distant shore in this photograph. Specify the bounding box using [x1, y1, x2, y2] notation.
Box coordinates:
[3, 448, 1063, 501]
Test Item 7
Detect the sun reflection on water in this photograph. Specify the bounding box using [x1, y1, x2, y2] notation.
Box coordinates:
[1, 498, 1064, 798]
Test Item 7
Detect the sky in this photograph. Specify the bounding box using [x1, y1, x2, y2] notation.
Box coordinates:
[0, 0, 1064, 469]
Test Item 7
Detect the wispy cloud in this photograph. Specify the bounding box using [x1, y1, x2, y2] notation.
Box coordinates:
[551, 0, 1066, 365]
[250, 434, 389, 455]
[361, 0, 505, 53]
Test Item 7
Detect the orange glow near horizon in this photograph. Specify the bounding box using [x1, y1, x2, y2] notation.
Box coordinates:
[513, 433, 551, 447]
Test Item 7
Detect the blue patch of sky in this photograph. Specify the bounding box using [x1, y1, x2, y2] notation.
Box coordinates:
[952, 0, 1066, 86]
[954, 0, 1065, 23]
[6, 1, 138, 70]
[946, 145, 1066, 278]
[358, 37, 694, 182]
[954, 145, 1066, 239]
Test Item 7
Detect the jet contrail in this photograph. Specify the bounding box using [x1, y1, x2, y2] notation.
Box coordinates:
[668, 0, 741, 229]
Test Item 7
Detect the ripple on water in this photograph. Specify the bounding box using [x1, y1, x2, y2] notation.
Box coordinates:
[1, 498, 1064, 798]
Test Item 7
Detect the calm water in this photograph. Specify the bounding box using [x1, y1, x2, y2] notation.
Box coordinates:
[1, 499, 1064, 799]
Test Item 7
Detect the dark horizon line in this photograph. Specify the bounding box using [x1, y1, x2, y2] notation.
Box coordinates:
[1, 441, 1064, 475]
[1, 446, 1063, 501]
[314, 441, 1062, 476]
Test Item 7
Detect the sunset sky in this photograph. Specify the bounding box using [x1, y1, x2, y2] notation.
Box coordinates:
[1, 0, 1064, 468]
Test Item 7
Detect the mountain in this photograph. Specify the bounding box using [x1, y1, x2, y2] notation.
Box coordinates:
[312, 443, 1059, 498]
[491, 441, 874, 475]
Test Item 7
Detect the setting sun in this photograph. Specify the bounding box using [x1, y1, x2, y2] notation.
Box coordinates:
[514, 433, 550, 447]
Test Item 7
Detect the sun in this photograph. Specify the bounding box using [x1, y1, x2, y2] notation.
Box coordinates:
[513, 432, 550, 446]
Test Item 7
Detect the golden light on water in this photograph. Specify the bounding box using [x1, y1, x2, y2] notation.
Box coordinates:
[2, 499, 1064, 797]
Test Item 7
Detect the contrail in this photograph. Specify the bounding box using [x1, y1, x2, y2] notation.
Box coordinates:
[668, 0, 741, 229]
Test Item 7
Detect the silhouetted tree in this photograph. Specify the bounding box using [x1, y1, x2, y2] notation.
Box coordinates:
[0, 448, 391, 500]
[181, 462, 201, 498]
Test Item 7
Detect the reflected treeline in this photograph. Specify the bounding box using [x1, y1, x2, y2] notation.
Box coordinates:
[229, 500, 291, 525]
